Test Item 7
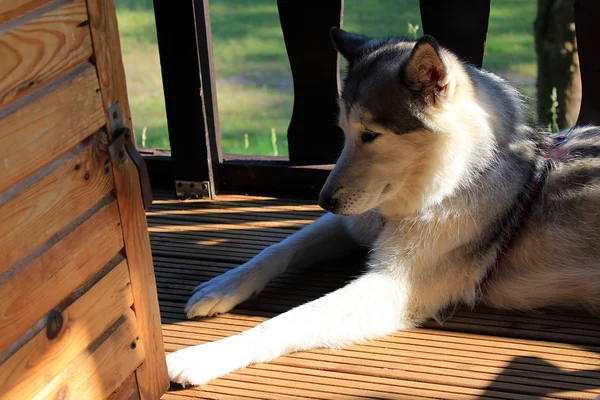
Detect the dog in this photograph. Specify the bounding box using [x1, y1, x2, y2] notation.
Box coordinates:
[166, 28, 600, 386]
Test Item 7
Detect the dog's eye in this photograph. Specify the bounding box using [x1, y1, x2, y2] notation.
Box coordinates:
[361, 131, 381, 143]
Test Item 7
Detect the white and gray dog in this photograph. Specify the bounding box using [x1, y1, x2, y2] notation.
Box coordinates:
[167, 28, 600, 386]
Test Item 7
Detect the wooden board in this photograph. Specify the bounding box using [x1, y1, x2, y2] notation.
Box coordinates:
[0, 199, 123, 353]
[112, 143, 169, 398]
[148, 193, 600, 400]
[0, 63, 104, 194]
[1, 0, 168, 398]
[107, 373, 141, 400]
[0, 132, 113, 276]
[0, 0, 55, 24]
[0, 259, 133, 399]
[36, 308, 144, 400]
[85, 0, 132, 139]
[163, 330, 600, 400]
[0, 0, 92, 107]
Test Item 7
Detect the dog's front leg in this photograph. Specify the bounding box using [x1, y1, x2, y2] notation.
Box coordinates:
[168, 271, 418, 386]
[185, 212, 376, 318]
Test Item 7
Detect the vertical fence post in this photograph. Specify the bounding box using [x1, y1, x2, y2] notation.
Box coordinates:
[194, 0, 222, 172]
[277, 0, 345, 166]
[153, 0, 218, 198]
[574, 0, 600, 126]
[419, 0, 491, 68]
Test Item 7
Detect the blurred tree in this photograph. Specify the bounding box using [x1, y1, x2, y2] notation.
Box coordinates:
[534, 0, 581, 129]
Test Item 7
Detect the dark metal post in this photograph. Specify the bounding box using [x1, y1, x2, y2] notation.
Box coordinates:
[277, 0, 345, 166]
[152, 0, 219, 198]
[419, 0, 491, 68]
[574, 0, 600, 125]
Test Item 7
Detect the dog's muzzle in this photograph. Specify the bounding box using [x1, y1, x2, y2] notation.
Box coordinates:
[317, 193, 338, 213]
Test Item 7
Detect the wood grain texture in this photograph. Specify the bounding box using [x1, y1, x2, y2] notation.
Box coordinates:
[0, 259, 133, 399]
[85, 0, 132, 139]
[86, 0, 166, 395]
[0, 200, 123, 354]
[0, 0, 92, 107]
[107, 373, 141, 400]
[149, 193, 600, 400]
[0, 63, 104, 194]
[37, 308, 144, 400]
[0, 134, 114, 276]
[0, 0, 55, 24]
[113, 147, 168, 398]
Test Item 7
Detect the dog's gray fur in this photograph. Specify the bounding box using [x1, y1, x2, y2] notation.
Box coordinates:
[166, 29, 600, 386]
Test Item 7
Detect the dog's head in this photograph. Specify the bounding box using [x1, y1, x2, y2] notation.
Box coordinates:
[319, 28, 477, 217]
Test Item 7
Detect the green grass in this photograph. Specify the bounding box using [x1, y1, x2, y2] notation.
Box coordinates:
[115, 0, 538, 154]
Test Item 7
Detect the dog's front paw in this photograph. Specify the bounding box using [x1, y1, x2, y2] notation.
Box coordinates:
[167, 339, 251, 386]
[186, 264, 268, 318]
[166, 346, 217, 387]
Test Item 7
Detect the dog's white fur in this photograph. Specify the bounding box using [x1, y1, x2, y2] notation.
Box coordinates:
[166, 32, 600, 386]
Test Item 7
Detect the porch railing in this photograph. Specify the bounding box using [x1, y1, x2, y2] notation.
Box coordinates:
[145, 0, 600, 199]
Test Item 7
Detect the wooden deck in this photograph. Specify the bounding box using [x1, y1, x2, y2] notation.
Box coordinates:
[147, 191, 600, 400]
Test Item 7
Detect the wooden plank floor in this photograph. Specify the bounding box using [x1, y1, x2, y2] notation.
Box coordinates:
[148, 190, 600, 400]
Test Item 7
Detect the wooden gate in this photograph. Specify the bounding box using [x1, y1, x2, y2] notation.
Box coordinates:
[0, 0, 169, 398]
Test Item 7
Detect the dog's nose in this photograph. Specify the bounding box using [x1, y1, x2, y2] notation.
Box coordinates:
[318, 195, 338, 212]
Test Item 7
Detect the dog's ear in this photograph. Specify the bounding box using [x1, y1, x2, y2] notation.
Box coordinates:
[404, 35, 455, 108]
[330, 27, 373, 62]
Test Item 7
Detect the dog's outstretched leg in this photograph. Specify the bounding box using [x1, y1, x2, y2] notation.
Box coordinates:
[185, 212, 377, 318]
[168, 271, 418, 386]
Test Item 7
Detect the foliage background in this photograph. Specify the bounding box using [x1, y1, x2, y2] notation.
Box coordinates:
[115, 0, 537, 154]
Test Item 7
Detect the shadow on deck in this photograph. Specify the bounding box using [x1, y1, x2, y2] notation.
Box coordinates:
[147, 190, 600, 400]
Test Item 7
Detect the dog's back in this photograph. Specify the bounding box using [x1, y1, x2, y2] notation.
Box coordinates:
[486, 126, 600, 311]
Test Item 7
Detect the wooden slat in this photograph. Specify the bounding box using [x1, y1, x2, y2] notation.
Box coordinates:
[0, 259, 133, 399]
[149, 203, 323, 219]
[0, 0, 92, 107]
[37, 308, 144, 400]
[0, 199, 123, 353]
[151, 194, 600, 400]
[85, 0, 131, 139]
[150, 235, 267, 251]
[150, 241, 260, 257]
[211, 366, 552, 400]
[152, 190, 315, 206]
[0, 133, 113, 276]
[0, 0, 56, 24]
[0, 63, 104, 194]
[189, 370, 535, 400]
[148, 218, 310, 235]
[85, 0, 168, 395]
[162, 392, 257, 400]
[112, 137, 169, 398]
[107, 373, 141, 400]
[163, 331, 600, 399]
[164, 321, 600, 371]
[149, 230, 283, 246]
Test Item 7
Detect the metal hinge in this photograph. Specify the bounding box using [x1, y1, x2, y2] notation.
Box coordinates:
[175, 180, 212, 199]
[108, 101, 123, 136]
[107, 102, 153, 210]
